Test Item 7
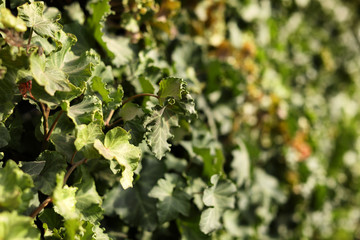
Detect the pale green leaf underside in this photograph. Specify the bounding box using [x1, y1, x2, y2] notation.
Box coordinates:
[199, 208, 222, 234]
[202, 175, 237, 209]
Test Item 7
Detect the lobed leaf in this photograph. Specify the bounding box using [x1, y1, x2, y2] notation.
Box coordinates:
[94, 127, 141, 189]
[144, 107, 178, 159]
[18, 1, 61, 38]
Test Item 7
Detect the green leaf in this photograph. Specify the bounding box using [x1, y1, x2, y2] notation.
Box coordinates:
[0, 8, 27, 32]
[120, 102, 144, 122]
[75, 122, 104, 159]
[30, 30, 97, 98]
[34, 151, 67, 195]
[102, 35, 134, 67]
[158, 77, 185, 106]
[199, 175, 237, 234]
[20, 161, 46, 177]
[18, 1, 61, 38]
[67, 95, 103, 126]
[149, 173, 191, 223]
[0, 160, 34, 213]
[144, 107, 179, 159]
[38, 208, 63, 230]
[0, 211, 40, 239]
[94, 127, 141, 189]
[91, 77, 112, 103]
[74, 166, 103, 223]
[199, 208, 222, 235]
[103, 157, 165, 231]
[0, 122, 10, 148]
[202, 175, 236, 209]
[0, 48, 29, 121]
[52, 172, 80, 220]
[29, 51, 73, 96]
[86, 0, 112, 53]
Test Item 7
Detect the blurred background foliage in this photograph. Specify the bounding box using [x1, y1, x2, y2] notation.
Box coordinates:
[58, 0, 360, 238]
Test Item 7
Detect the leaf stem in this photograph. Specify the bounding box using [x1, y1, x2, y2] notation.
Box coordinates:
[63, 158, 87, 186]
[105, 109, 115, 126]
[30, 158, 88, 218]
[105, 93, 159, 127]
[26, 28, 33, 54]
[122, 93, 159, 105]
[70, 150, 77, 165]
[40, 103, 50, 137]
[30, 196, 52, 218]
[44, 110, 63, 142]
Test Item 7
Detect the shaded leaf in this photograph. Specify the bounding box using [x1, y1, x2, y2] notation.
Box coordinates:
[103, 157, 165, 231]
[149, 173, 191, 223]
[34, 151, 67, 195]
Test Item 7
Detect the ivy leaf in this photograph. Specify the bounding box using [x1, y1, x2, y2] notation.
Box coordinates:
[30, 53, 72, 96]
[149, 173, 191, 223]
[34, 151, 67, 195]
[86, 0, 112, 54]
[158, 77, 196, 117]
[144, 107, 179, 159]
[52, 172, 80, 220]
[103, 157, 165, 231]
[0, 48, 29, 121]
[66, 95, 103, 126]
[18, 1, 62, 38]
[158, 77, 185, 106]
[91, 77, 112, 103]
[74, 122, 104, 159]
[200, 175, 236, 234]
[199, 208, 222, 235]
[102, 35, 134, 67]
[0, 122, 10, 148]
[94, 127, 141, 189]
[0, 211, 40, 239]
[230, 140, 250, 186]
[202, 175, 236, 209]
[0, 160, 34, 213]
[74, 166, 103, 223]
[30, 31, 97, 98]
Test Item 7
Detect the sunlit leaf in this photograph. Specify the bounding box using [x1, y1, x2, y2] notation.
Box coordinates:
[94, 127, 141, 189]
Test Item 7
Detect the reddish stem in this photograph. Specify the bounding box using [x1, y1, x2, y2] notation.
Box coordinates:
[30, 196, 52, 218]
[30, 158, 88, 218]
[45, 110, 63, 142]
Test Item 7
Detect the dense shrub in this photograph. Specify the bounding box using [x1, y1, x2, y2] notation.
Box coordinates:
[1, 0, 360, 239]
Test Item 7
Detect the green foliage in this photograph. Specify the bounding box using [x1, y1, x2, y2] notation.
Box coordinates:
[1, 0, 360, 239]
